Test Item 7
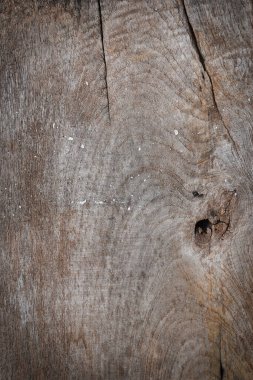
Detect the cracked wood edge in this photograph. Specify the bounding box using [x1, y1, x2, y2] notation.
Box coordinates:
[182, 0, 239, 155]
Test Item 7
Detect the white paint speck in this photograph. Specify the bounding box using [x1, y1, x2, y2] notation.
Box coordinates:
[95, 201, 104, 204]
[79, 200, 86, 205]
[85, 81, 89, 86]
[127, 206, 131, 211]
[130, 176, 133, 179]
[138, 147, 141, 151]
[18, 205, 21, 209]
[68, 137, 74, 141]
[81, 144, 85, 149]
[131, 194, 133, 197]
[248, 98, 251, 102]
[174, 129, 178, 135]
[144, 179, 147, 182]
[52, 122, 55, 128]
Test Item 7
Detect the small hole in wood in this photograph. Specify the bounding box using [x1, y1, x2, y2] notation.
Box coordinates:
[192, 191, 204, 198]
[195, 219, 212, 245]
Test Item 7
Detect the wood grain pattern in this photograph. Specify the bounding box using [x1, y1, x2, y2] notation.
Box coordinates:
[0, 1, 252, 379]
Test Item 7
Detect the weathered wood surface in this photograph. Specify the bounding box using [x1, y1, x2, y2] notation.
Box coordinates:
[0, 1, 253, 379]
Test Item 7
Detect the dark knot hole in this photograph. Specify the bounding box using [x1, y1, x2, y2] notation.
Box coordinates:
[194, 219, 212, 245]
[195, 219, 212, 236]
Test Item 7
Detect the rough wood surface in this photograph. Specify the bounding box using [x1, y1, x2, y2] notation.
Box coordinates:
[0, 1, 253, 379]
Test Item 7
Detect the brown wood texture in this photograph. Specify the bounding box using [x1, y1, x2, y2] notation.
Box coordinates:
[0, 1, 253, 379]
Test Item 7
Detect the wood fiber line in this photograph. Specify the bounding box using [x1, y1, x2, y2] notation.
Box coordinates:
[0, 0, 253, 379]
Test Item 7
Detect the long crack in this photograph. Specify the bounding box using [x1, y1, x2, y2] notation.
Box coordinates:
[98, 0, 111, 122]
[219, 326, 224, 380]
[181, 0, 238, 154]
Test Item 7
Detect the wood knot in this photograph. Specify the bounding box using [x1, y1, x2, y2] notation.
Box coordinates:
[194, 189, 237, 247]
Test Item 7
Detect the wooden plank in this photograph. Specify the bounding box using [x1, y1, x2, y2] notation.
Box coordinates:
[182, 1, 253, 378]
[0, 0, 252, 379]
[0, 1, 111, 378]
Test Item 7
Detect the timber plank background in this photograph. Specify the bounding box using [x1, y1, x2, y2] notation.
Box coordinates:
[0, 0, 253, 379]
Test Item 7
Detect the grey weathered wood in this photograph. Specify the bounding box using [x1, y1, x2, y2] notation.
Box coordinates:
[0, 0, 253, 379]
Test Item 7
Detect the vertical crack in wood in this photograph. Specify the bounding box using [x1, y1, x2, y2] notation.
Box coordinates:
[97, 0, 111, 123]
[181, 0, 206, 72]
[75, 0, 82, 20]
[219, 327, 224, 379]
[181, 0, 238, 154]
